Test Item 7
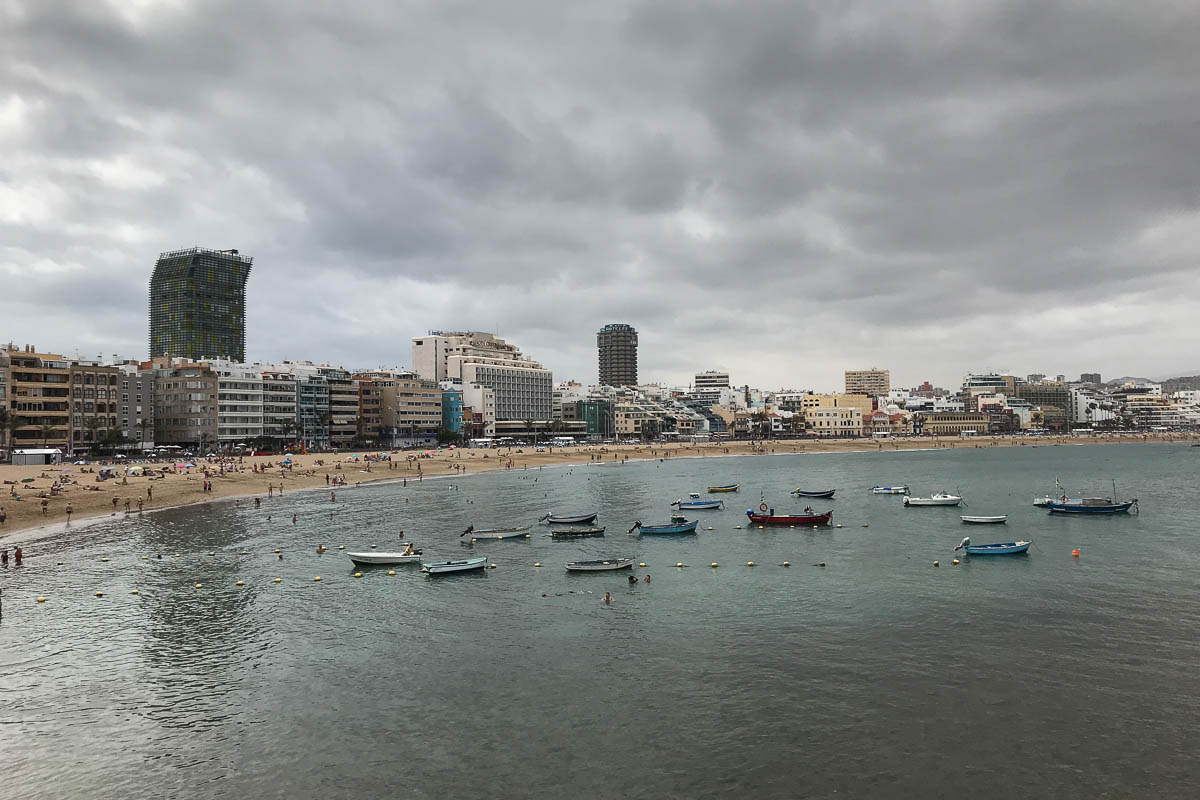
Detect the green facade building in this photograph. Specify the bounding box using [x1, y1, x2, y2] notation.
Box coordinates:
[149, 247, 252, 362]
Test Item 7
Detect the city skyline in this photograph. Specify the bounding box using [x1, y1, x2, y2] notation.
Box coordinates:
[4, 3, 1200, 388]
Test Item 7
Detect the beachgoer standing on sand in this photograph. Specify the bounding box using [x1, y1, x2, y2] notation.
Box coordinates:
[14, 546, 22, 564]
[65, 504, 73, 522]
[0, 506, 6, 526]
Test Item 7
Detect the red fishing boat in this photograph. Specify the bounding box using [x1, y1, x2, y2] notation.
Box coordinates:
[745, 506, 833, 526]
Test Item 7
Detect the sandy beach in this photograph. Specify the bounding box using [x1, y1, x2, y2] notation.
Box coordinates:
[0, 433, 1193, 538]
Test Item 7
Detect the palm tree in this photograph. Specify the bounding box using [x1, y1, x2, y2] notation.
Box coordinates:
[280, 420, 297, 450]
[138, 418, 152, 450]
[84, 416, 102, 452]
[40, 423, 57, 448]
[5, 414, 26, 458]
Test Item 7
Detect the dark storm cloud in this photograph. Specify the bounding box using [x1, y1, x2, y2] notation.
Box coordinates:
[3, 0, 1199, 388]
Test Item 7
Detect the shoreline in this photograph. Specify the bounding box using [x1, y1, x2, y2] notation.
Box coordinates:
[1, 433, 1194, 538]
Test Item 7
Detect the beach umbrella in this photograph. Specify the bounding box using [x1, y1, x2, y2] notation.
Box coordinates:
[184, 462, 196, 468]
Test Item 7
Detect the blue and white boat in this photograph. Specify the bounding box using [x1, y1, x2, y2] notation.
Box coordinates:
[1046, 497, 1137, 514]
[872, 485, 909, 495]
[955, 537, 1031, 555]
[628, 519, 699, 535]
[672, 493, 724, 510]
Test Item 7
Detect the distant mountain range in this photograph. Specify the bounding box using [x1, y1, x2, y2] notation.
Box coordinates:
[1107, 374, 1200, 392]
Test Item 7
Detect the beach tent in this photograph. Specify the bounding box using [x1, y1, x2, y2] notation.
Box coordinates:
[127, 466, 146, 475]
[13, 448, 63, 466]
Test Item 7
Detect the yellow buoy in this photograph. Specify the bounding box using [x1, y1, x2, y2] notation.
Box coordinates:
[489, 563, 497, 569]
[274, 548, 280, 553]
[421, 567, 428, 573]
[676, 562, 684, 568]
[95, 591, 104, 597]
[862, 524, 869, 528]
[195, 583, 203, 589]
[274, 577, 282, 583]
[240, 551, 247, 555]
[370, 544, 377, 549]
[338, 546, 345, 550]
[711, 562, 719, 568]
[354, 573, 362, 578]
[758, 525, 764, 530]
[141, 556, 148, 560]
[470, 538, 477, 543]
[524, 534, 531, 539]
[835, 524, 842, 528]
[639, 562, 646, 568]
[36, 596, 46, 603]
[534, 562, 542, 567]
[388, 570, 395, 576]
[734, 525, 742, 529]
[131, 589, 139, 595]
[236, 580, 244, 586]
[101, 557, 109, 562]
[210, 552, 215, 556]
[812, 526, 818, 530]
[314, 576, 322, 582]
[952, 559, 960, 566]
[747, 561, 755, 567]
[783, 561, 791, 567]
[933, 560, 940, 567]
[789, 525, 794, 529]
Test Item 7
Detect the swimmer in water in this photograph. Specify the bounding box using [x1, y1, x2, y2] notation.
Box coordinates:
[643, 574, 651, 583]
[603, 592, 613, 605]
[627, 574, 638, 584]
[316, 545, 326, 555]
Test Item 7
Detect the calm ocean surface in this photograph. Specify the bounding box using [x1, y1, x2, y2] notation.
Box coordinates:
[2, 443, 1199, 799]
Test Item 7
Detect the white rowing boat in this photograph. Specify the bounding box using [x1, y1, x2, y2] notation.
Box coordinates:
[347, 550, 421, 565]
[464, 525, 531, 540]
[960, 515, 1007, 524]
[422, 556, 488, 574]
[565, 557, 635, 572]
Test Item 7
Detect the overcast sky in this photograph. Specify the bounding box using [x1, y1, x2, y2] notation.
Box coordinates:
[3, 1, 1198, 391]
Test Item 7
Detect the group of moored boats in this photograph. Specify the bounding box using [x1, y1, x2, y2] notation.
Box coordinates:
[351, 476, 1139, 572]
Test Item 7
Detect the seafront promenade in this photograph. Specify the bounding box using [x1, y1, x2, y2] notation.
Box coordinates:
[0, 433, 1192, 537]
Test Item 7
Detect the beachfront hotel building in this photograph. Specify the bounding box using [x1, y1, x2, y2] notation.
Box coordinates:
[845, 368, 890, 396]
[597, 323, 638, 387]
[412, 332, 552, 431]
[695, 371, 730, 389]
[3, 345, 73, 451]
[152, 359, 219, 449]
[149, 247, 252, 362]
[353, 370, 443, 447]
[117, 364, 156, 451]
[260, 370, 299, 447]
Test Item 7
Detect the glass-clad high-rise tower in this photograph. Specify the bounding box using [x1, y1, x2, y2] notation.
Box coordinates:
[149, 247, 252, 362]
[597, 323, 638, 387]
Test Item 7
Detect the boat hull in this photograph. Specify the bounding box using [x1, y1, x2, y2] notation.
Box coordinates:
[565, 557, 635, 572]
[347, 551, 422, 565]
[675, 500, 723, 510]
[1047, 501, 1134, 514]
[746, 510, 833, 526]
[904, 496, 962, 507]
[872, 486, 909, 495]
[545, 512, 598, 525]
[793, 489, 835, 499]
[960, 516, 1007, 524]
[964, 541, 1031, 555]
[707, 485, 740, 493]
[550, 527, 605, 538]
[469, 527, 531, 540]
[634, 520, 699, 535]
[422, 557, 488, 574]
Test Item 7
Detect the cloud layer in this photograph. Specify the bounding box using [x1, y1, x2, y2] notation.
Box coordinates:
[3, 0, 1199, 390]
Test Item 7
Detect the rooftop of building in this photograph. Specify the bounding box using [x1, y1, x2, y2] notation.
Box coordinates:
[156, 246, 253, 265]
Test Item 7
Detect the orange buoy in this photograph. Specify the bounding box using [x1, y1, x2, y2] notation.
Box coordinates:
[1072, 549, 1080, 558]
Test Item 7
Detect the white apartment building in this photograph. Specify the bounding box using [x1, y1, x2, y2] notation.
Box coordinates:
[694, 371, 730, 389]
[460, 382, 497, 437]
[207, 359, 264, 444]
[412, 331, 552, 423]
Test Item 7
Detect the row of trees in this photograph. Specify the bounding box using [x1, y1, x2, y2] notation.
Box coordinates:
[0, 406, 142, 460]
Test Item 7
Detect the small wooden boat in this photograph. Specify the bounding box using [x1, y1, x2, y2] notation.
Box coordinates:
[463, 524, 531, 540]
[707, 484, 740, 493]
[672, 497, 724, 510]
[422, 556, 488, 574]
[540, 511, 599, 525]
[347, 549, 422, 565]
[565, 557, 635, 572]
[792, 489, 836, 499]
[960, 515, 1007, 524]
[903, 492, 962, 507]
[549, 527, 606, 538]
[872, 485, 909, 495]
[745, 509, 833, 526]
[629, 520, 699, 535]
[955, 537, 1031, 555]
[1032, 496, 1055, 507]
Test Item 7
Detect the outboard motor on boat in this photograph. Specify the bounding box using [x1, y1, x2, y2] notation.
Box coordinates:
[954, 537, 970, 551]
